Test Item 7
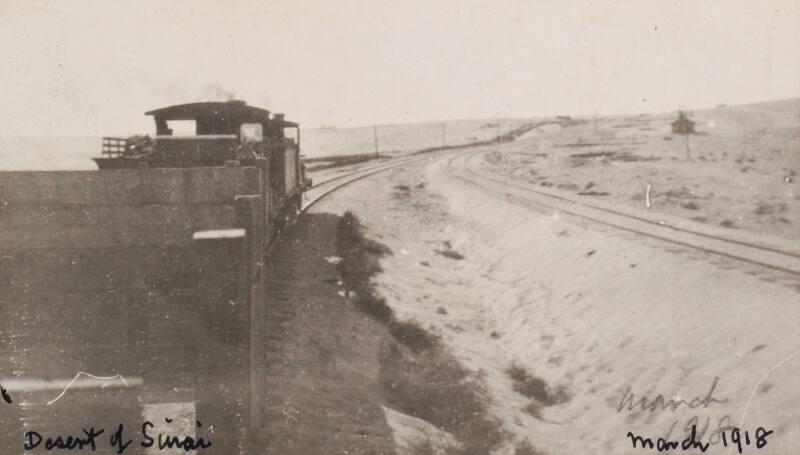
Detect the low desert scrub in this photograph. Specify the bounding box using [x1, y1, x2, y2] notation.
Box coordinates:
[663, 187, 695, 199]
[337, 211, 390, 295]
[507, 364, 571, 418]
[338, 212, 439, 353]
[390, 319, 440, 353]
[382, 343, 505, 454]
[754, 202, 787, 215]
[435, 240, 465, 260]
[339, 212, 506, 453]
[556, 182, 579, 191]
[484, 151, 503, 165]
[393, 184, 413, 199]
[408, 440, 438, 455]
[435, 249, 464, 260]
[514, 439, 546, 455]
[353, 295, 395, 326]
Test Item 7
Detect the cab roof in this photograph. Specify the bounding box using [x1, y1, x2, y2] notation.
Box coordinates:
[145, 100, 297, 126]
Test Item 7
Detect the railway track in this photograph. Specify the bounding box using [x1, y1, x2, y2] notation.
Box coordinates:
[301, 153, 446, 211]
[300, 120, 546, 211]
[446, 149, 800, 276]
[300, 140, 800, 276]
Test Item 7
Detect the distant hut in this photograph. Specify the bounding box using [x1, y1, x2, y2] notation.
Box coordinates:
[671, 111, 695, 134]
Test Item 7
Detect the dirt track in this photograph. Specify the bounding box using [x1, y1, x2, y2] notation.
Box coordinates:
[267, 145, 800, 454]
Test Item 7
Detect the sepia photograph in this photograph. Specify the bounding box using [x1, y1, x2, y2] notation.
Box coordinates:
[0, 1, 799, 453]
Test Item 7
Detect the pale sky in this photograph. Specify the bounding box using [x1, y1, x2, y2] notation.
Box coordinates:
[0, 0, 798, 136]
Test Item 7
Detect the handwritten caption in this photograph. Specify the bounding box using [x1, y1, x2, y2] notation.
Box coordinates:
[23, 418, 211, 453]
[617, 377, 774, 453]
[626, 424, 772, 453]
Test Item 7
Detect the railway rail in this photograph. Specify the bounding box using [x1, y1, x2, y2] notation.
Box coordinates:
[299, 137, 800, 277]
[300, 120, 547, 211]
[301, 153, 443, 211]
[445, 149, 800, 276]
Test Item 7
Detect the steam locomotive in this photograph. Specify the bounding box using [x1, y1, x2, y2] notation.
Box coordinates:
[94, 100, 311, 215]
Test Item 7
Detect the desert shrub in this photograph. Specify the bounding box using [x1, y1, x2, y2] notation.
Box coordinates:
[435, 241, 465, 260]
[507, 365, 570, 406]
[390, 320, 440, 353]
[354, 295, 395, 325]
[337, 212, 438, 353]
[507, 364, 571, 419]
[393, 185, 412, 199]
[408, 440, 437, 455]
[381, 344, 505, 454]
[435, 249, 464, 260]
[754, 203, 787, 215]
[515, 439, 546, 455]
[339, 212, 505, 452]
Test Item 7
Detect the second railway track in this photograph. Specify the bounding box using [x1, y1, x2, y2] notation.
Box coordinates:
[299, 145, 800, 277]
[446, 149, 800, 277]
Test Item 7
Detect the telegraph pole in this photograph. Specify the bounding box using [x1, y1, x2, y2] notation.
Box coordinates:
[685, 132, 691, 160]
[373, 125, 379, 157]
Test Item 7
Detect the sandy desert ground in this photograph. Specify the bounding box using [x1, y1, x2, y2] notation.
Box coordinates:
[484, 99, 800, 242]
[2, 99, 796, 454]
[275, 99, 800, 454]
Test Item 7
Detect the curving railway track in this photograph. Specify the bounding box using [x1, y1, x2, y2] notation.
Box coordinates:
[299, 140, 800, 277]
[300, 120, 546, 211]
[301, 153, 445, 211]
[445, 148, 800, 276]
[286, 130, 800, 455]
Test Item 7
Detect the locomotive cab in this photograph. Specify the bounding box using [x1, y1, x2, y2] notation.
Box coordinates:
[94, 100, 301, 169]
[94, 100, 308, 216]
